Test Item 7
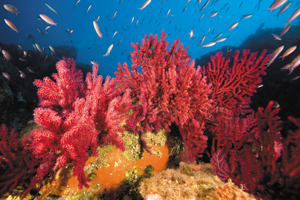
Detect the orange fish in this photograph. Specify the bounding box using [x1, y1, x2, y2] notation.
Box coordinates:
[279, 46, 297, 60]
[4, 19, 18, 33]
[267, 45, 284, 67]
[93, 16, 103, 38]
[284, 6, 300, 26]
[268, 0, 287, 12]
[228, 22, 238, 30]
[39, 14, 57, 26]
[3, 4, 19, 16]
[139, 0, 151, 10]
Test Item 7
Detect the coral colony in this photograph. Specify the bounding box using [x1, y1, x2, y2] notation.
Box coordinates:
[1, 30, 300, 199]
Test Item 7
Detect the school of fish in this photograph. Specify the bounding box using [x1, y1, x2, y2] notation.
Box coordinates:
[1, 0, 300, 81]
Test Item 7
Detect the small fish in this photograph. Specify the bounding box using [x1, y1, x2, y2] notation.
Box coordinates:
[91, 61, 100, 66]
[32, 44, 37, 51]
[277, 1, 292, 17]
[49, 46, 56, 54]
[131, 17, 134, 24]
[280, 46, 297, 60]
[291, 75, 300, 81]
[201, 0, 210, 10]
[240, 14, 252, 20]
[19, 70, 26, 78]
[85, 5, 92, 16]
[214, 36, 229, 43]
[45, 26, 51, 34]
[220, 2, 228, 12]
[228, 22, 238, 30]
[199, 35, 206, 44]
[284, 6, 300, 26]
[201, 41, 216, 48]
[117, 39, 123, 46]
[239, 1, 243, 8]
[112, 31, 118, 38]
[66, 28, 73, 34]
[103, 44, 114, 57]
[189, 30, 194, 39]
[18, 45, 24, 51]
[73, 0, 81, 10]
[165, 9, 171, 18]
[280, 24, 290, 36]
[210, 11, 218, 17]
[3, 4, 19, 16]
[139, 0, 151, 10]
[182, 6, 187, 13]
[23, 51, 27, 57]
[37, 27, 43, 34]
[287, 54, 300, 74]
[44, 54, 49, 61]
[281, 63, 291, 71]
[35, 43, 43, 54]
[4, 19, 19, 33]
[2, 72, 10, 80]
[272, 33, 282, 40]
[39, 14, 57, 26]
[111, 11, 117, 19]
[257, 84, 264, 88]
[196, 0, 201, 9]
[268, 0, 287, 12]
[267, 45, 284, 67]
[93, 16, 103, 38]
[45, 3, 62, 18]
[199, 13, 205, 21]
[214, 32, 223, 39]
[19, 57, 27, 62]
[2, 50, 12, 61]
[272, 101, 280, 109]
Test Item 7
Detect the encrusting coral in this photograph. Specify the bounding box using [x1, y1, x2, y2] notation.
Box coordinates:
[139, 162, 256, 200]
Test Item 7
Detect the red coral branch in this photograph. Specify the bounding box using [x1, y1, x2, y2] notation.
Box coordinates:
[179, 119, 207, 163]
[201, 48, 271, 116]
[256, 101, 283, 173]
[283, 117, 300, 177]
[0, 125, 41, 198]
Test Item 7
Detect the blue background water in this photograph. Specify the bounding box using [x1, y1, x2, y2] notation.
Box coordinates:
[0, 0, 299, 78]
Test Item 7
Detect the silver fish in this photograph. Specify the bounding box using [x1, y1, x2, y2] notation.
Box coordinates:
[45, 3, 62, 18]
[267, 45, 284, 67]
[201, 41, 216, 48]
[39, 14, 57, 26]
[93, 16, 103, 38]
[103, 44, 114, 57]
[279, 46, 297, 60]
[85, 5, 92, 16]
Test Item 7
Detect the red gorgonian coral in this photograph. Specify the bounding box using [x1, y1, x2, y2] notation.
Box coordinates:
[31, 58, 132, 188]
[201, 48, 271, 116]
[115, 30, 212, 133]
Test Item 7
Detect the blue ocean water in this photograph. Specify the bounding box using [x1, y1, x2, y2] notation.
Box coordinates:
[0, 0, 299, 78]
